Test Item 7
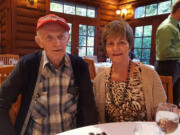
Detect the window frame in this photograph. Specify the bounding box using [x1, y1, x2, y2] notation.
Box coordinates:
[46, 0, 98, 56]
[134, 0, 174, 19]
[134, 25, 152, 64]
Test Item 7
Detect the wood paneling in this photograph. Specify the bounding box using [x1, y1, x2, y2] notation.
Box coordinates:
[0, 0, 113, 59]
[10, 0, 46, 56]
[16, 40, 39, 48]
[16, 24, 36, 33]
[0, 1, 6, 50]
[118, 0, 170, 65]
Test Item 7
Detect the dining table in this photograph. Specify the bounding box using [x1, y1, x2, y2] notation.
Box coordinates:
[57, 122, 180, 135]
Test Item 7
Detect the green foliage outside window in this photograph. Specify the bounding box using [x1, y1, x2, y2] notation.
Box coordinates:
[135, 27, 143, 37]
[76, 6, 86, 16]
[158, 1, 171, 15]
[143, 37, 151, 48]
[135, 7, 145, 18]
[143, 25, 152, 36]
[64, 2, 75, 15]
[50, 2, 63, 12]
[78, 25, 95, 57]
[87, 8, 96, 18]
[79, 25, 86, 35]
[66, 23, 72, 54]
[134, 25, 152, 64]
[134, 38, 142, 48]
[88, 26, 95, 36]
[79, 36, 86, 47]
[135, 0, 174, 18]
[146, 4, 157, 17]
[50, 0, 96, 18]
[172, 0, 176, 4]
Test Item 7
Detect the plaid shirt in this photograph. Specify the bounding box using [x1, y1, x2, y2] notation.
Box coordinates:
[26, 52, 78, 135]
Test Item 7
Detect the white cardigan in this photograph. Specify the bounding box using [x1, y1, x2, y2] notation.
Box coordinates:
[93, 63, 167, 123]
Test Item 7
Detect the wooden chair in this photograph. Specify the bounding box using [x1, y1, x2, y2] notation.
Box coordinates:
[0, 65, 22, 125]
[84, 58, 96, 80]
[84, 55, 98, 63]
[0, 54, 19, 65]
[159, 75, 173, 103]
[0, 65, 15, 85]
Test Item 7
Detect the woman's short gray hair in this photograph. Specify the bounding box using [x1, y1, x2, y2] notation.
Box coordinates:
[101, 20, 134, 50]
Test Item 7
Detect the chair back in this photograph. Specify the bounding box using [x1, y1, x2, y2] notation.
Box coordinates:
[84, 55, 98, 63]
[0, 65, 15, 85]
[0, 54, 19, 65]
[0, 65, 21, 125]
[159, 75, 173, 103]
[84, 58, 96, 80]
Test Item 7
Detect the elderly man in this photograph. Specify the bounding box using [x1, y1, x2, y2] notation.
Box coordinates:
[0, 14, 98, 135]
[155, 0, 180, 105]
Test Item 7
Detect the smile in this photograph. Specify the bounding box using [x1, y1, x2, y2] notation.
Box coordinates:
[53, 49, 62, 52]
[113, 53, 122, 56]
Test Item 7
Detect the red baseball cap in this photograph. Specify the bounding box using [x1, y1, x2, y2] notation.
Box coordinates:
[36, 14, 70, 31]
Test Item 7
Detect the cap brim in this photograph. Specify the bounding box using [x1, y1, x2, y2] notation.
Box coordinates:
[37, 20, 70, 31]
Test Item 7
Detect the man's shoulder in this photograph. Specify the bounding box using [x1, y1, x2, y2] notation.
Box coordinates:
[68, 54, 83, 61]
[20, 51, 42, 66]
[158, 17, 176, 32]
[68, 54, 86, 65]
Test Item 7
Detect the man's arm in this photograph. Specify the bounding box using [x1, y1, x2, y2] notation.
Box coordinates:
[0, 62, 23, 135]
[77, 60, 98, 127]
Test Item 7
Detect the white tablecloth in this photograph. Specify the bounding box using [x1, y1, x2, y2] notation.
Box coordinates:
[57, 122, 180, 135]
[94, 62, 111, 73]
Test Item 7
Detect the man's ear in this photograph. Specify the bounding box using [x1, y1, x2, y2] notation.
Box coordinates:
[35, 35, 43, 48]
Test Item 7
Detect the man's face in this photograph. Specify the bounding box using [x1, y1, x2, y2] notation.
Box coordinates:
[35, 23, 70, 65]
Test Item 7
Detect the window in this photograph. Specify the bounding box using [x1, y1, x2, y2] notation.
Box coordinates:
[134, 7, 145, 18]
[134, 25, 152, 64]
[66, 23, 72, 54]
[50, 0, 96, 18]
[78, 25, 95, 57]
[172, 0, 176, 4]
[64, 1, 75, 15]
[158, 1, 171, 15]
[50, 0, 97, 57]
[134, 0, 174, 19]
[50, 1, 63, 12]
[146, 4, 157, 17]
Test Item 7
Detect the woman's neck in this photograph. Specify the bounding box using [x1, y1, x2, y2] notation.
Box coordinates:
[112, 61, 129, 73]
[111, 59, 131, 81]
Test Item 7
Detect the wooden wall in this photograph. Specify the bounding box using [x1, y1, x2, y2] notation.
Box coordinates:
[13, 0, 46, 56]
[0, 0, 12, 54]
[0, 0, 168, 63]
[95, 0, 118, 61]
[0, 0, 118, 59]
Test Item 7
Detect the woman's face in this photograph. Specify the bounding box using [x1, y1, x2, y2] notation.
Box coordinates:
[106, 35, 130, 64]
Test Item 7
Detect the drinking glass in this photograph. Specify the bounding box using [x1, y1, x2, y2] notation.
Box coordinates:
[155, 102, 179, 135]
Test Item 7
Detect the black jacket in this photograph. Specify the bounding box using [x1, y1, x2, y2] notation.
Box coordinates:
[0, 51, 98, 135]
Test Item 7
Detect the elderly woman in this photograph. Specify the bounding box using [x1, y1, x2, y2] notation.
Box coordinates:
[93, 20, 166, 123]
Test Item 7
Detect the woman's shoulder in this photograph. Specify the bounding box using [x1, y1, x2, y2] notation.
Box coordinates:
[94, 70, 106, 81]
[137, 63, 160, 81]
[137, 62, 155, 72]
[94, 68, 110, 82]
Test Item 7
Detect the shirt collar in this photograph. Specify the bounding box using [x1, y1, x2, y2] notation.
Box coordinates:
[42, 51, 71, 71]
